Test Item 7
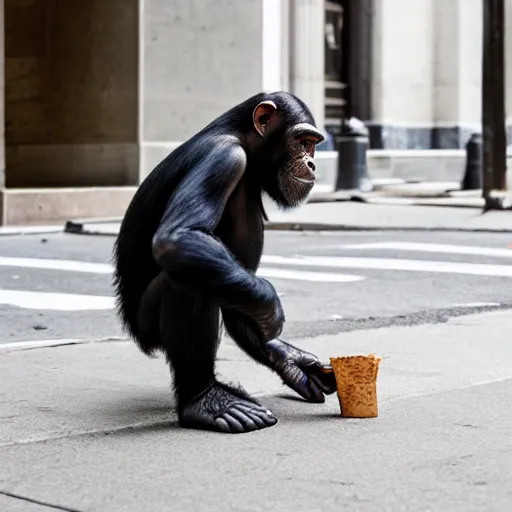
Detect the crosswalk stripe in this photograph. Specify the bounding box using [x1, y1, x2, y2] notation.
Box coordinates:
[258, 267, 364, 282]
[341, 242, 512, 258]
[0, 256, 112, 273]
[448, 302, 501, 308]
[0, 256, 364, 283]
[0, 256, 367, 312]
[0, 272, 362, 313]
[0, 289, 114, 311]
[3, 251, 512, 283]
[261, 255, 512, 277]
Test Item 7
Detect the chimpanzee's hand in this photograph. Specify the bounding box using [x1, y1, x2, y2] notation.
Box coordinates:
[265, 339, 337, 403]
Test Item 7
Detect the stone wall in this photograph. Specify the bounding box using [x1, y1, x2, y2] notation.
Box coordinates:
[369, 0, 497, 149]
[4, 0, 139, 187]
[138, 0, 266, 178]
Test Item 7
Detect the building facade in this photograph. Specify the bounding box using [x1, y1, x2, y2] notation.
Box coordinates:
[0, 0, 511, 225]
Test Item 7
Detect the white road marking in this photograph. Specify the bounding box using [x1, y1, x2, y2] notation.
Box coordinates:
[0, 273, 362, 312]
[341, 241, 512, 258]
[1, 247, 511, 316]
[0, 289, 114, 311]
[0, 256, 367, 313]
[448, 302, 501, 309]
[2, 251, 512, 284]
[0, 256, 365, 283]
[261, 255, 512, 277]
[0, 256, 112, 273]
[257, 267, 364, 283]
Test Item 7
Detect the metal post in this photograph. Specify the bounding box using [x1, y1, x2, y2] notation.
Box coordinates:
[492, 0, 507, 192]
[334, 118, 372, 192]
[334, 0, 373, 193]
[461, 133, 483, 190]
[482, 0, 507, 209]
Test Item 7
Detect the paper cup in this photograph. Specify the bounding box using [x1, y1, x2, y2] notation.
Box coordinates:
[329, 354, 382, 418]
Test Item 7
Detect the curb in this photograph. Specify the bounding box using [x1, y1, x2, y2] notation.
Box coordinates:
[65, 219, 512, 235]
[64, 220, 121, 236]
[365, 198, 485, 209]
[309, 194, 487, 209]
[0, 225, 64, 237]
[264, 222, 512, 233]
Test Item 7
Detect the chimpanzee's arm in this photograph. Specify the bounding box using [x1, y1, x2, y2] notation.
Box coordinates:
[152, 140, 283, 341]
[222, 310, 273, 366]
[222, 310, 337, 403]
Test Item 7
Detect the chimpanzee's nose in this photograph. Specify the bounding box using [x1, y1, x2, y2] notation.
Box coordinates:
[307, 160, 315, 172]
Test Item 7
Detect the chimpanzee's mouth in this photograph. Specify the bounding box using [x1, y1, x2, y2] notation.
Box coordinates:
[292, 176, 315, 185]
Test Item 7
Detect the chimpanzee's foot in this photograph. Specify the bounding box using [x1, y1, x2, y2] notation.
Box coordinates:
[179, 381, 278, 433]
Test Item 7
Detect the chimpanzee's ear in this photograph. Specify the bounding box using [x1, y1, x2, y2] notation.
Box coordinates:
[253, 101, 278, 137]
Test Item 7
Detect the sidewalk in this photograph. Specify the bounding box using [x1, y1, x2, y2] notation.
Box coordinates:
[265, 201, 512, 232]
[64, 200, 512, 236]
[1, 310, 512, 511]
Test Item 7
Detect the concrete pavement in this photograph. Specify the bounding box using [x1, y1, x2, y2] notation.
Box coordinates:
[1, 310, 512, 511]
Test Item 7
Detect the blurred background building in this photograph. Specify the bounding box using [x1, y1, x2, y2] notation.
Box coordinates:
[0, 0, 510, 224]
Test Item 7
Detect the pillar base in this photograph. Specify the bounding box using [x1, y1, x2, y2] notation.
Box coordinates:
[0, 187, 136, 226]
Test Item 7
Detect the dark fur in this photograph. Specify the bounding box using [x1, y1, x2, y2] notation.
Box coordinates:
[112, 91, 319, 416]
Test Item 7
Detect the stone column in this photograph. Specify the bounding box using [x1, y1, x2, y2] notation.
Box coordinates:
[0, 0, 5, 190]
[138, 0, 270, 180]
[289, 0, 325, 130]
[370, 0, 435, 148]
[262, 0, 285, 93]
[505, 0, 512, 137]
[433, 0, 482, 148]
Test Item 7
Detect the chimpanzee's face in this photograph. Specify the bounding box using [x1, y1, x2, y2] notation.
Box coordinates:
[251, 100, 324, 209]
[275, 123, 323, 207]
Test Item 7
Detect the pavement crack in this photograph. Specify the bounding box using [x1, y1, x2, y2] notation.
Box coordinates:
[0, 490, 83, 512]
[0, 418, 177, 449]
[277, 476, 354, 486]
[0, 336, 130, 353]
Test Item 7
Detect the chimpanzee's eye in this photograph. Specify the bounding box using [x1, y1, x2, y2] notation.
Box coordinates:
[300, 140, 315, 155]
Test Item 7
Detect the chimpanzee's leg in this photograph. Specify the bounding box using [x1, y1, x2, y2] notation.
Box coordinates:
[138, 272, 277, 434]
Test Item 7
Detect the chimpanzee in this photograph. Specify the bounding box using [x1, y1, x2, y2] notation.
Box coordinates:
[113, 91, 337, 434]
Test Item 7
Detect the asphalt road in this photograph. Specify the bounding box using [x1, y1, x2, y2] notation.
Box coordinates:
[0, 230, 512, 344]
